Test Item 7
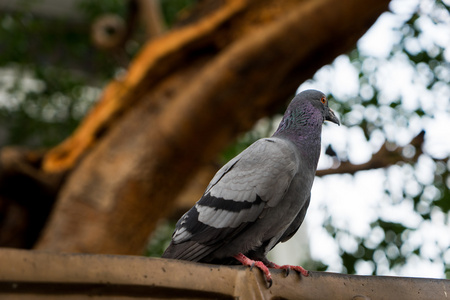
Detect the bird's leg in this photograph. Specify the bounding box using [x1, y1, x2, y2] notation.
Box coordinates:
[233, 253, 273, 288]
[266, 261, 309, 277]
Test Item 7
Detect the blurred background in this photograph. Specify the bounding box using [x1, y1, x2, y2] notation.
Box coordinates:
[0, 0, 449, 279]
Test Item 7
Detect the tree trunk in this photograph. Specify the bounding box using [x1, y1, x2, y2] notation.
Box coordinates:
[6, 0, 391, 254]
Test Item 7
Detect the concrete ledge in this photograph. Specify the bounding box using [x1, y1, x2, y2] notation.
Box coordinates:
[0, 248, 448, 299]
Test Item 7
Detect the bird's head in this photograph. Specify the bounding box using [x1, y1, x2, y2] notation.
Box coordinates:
[294, 89, 340, 126]
[274, 89, 340, 138]
[310, 90, 341, 125]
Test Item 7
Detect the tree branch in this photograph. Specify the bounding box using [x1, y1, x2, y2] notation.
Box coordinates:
[316, 131, 425, 176]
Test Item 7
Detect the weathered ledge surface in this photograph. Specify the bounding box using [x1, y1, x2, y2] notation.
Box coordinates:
[0, 248, 448, 299]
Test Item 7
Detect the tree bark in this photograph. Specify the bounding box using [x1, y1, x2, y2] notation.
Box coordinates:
[5, 0, 391, 254]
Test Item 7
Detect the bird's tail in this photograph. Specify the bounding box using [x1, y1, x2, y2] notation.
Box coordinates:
[161, 241, 215, 262]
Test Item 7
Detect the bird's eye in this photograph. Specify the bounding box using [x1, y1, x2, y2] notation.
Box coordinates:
[321, 97, 327, 104]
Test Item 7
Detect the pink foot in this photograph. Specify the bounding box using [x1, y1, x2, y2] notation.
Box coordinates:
[269, 262, 309, 277]
[234, 253, 273, 288]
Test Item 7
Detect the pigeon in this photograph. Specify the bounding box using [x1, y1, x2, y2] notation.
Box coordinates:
[162, 89, 340, 287]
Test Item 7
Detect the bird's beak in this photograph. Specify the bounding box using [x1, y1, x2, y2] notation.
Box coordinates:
[326, 107, 340, 125]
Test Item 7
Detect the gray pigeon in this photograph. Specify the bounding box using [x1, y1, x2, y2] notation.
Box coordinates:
[162, 89, 340, 287]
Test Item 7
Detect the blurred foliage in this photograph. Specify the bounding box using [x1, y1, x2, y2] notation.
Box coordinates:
[325, 0, 450, 278]
[0, 0, 195, 148]
[296, 0, 450, 278]
[0, 0, 123, 147]
[160, 0, 197, 27]
[0, 0, 448, 279]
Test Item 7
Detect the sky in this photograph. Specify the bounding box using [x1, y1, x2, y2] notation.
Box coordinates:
[270, 0, 450, 278]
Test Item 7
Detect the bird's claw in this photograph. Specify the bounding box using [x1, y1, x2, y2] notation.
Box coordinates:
[273, 264, 309, 278]
[266, 277, 273, 288]
[254, 260, 273, 288]
[249, 262, 255, 271]
[250, 262, 273, 288]
[233, 254, 274, 288]
[284, 267, 290, 277]
[290, 265, 309, 277]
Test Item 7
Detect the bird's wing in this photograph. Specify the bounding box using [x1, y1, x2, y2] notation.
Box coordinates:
[163, 137, 299, 261]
